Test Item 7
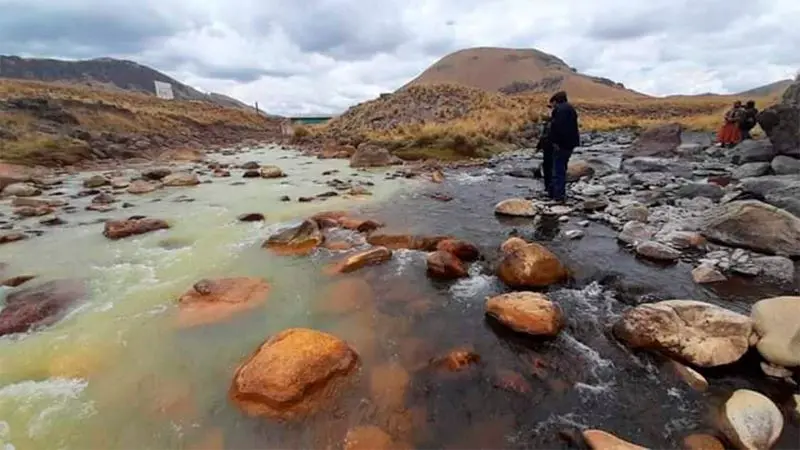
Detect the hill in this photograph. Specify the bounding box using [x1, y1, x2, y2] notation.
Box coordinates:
[735, 79, 793, 98]
[401, 47, 646, 99]
[0, 55, 267, 115]
[0, 79, 284, 167]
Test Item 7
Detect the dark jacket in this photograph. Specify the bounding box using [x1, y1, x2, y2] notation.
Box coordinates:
[550, 102, 580, 149]
[536, 119, 552, 151]
[740, 106, 758, 130]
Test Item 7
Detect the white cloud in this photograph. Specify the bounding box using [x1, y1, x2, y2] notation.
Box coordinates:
[2, 0, 799, 115]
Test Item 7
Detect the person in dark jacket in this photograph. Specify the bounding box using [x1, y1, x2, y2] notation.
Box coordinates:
[739, 100, 758, 140]
[536, 111, 554, 195]
[548, 91, 580, 202]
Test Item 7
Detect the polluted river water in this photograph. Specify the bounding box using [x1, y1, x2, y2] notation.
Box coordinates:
[0, 144, 798, 449]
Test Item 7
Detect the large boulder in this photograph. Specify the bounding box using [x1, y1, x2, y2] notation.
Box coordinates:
[613, 300, 754, 367]
[162, 172, 200, 187]
[0, 279, 87, 337]
[623, 123, 682, 158]
[751, 296, 800, 367]
[229, 328, 359, 420]
[497, 243, 568, 288]
[2, 182, 40, 197]
[731, 162, 771, 179]
[177, 277, 270, 327]
[739, 175, 800, 218]
[622, 157, 693, 178]
[494, 198, 538, 217]
[350, 143, 401, 168]
[771, 155, 800, 175]
[758, 103, 800, 157]
[730, 139, 777, 165]
[263, 220, 324, 255]
[103, 217, 170, 240]
[485, 292, 564, 337]
[701, 200, 800, 257]
[719, 389, 784, 450]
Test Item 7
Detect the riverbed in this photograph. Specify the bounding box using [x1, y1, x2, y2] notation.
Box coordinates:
[0, 144, 797, 449]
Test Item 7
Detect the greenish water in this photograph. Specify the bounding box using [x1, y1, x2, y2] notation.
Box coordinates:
[0, 146, 416, 450]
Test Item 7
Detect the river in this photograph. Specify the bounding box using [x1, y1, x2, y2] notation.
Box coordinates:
[0, 144, 797, 449]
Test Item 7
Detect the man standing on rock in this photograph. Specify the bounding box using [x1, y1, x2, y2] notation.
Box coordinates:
[548, 91, 580, 203]
[739, 100, 758, 140]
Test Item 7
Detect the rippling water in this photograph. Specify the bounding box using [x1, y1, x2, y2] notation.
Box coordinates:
[0, 145, 797, 449]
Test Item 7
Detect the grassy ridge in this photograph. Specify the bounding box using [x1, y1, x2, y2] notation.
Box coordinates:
[308, 84, 780, 160]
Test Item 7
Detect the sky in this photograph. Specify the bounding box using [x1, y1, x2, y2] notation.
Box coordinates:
[1, 0, 798, 115]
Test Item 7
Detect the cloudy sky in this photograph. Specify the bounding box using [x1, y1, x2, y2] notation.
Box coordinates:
[1, 0, 798, 115]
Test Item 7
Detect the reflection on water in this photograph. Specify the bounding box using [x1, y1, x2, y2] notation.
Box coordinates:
[0, 148, 797, 449]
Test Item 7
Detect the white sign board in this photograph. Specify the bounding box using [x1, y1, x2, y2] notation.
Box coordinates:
[154, 81, 174, 100]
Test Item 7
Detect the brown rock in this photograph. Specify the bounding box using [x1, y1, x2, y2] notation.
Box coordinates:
[431, 170, 445, 183]
[344, 426, 398, 450]
[329, 247, 393, 274]
[14, 205, 53, 217]
[103, 217, 170, 240]
[11, 197, 66, 207]
[582, 430, 647, 450]
[91, 192, 116, 204]
[623, 122, 682, 158]
[670, 360, 709, 392]
[350, 143, 401, 168]
[260, 165, 285, 178]
[0, 232, 27, 245]
[497, 243, 568, 288]
[567, 160, 594, 182]
[177, 277, 270, 327]
[682, 433, 725, 450]
[110, 177, 130, 189]
[237, 213, 265, 222]
[162, 172, 200, 187]
[142, 168, 172, 180]
[430, 347, 480, 372]
[339, 217, 384, 233]
[436, 239, 480, 261]
[320, 142, 356, 159]
[324, 240, 354, 251]
[0, 279, 87, 337]
[426, 251, 468, 279]
[2, 183, 41, 197]
[86, 204, 115, 212]
[213, 169, 231, 178]
[494, 198, 538, 217]
[702, 200, 800, 257]
[263, 220, 324, 256]
[370, 362, 410, 412]
[127, 180, 158, 194]
[83, 175, 109, 188]
[500, 237, 528, 254]
[486, 292, 564, 337]
[2, 275, 36, 287]
[229, 328, 359, 420]
[367, 233, 450, 251]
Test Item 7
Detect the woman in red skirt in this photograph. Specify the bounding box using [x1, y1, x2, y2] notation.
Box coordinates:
[717, 101, 744, 148]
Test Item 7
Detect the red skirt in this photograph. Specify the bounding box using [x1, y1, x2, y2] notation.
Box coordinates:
[717, 122, 741, 145]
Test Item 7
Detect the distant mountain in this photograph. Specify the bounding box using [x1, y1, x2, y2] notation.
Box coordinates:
[735, 79, 793, 98]
[401, 47, 647, 99]
[0, 55, 270, 115]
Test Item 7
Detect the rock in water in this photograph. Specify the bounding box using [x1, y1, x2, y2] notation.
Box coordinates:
[329, 247, 392, 273]
[623, 122, 682, 158]
[692, 265, 727, 284]
[426, 251, 468, 279]
[103, 217, 170, 240]
[613, 300, 754, 367]
[350, 143, 401, 168]
[260, 165, 285, 178]
[82, 175, 109, 188]
[635, 241, 681, 262]
[485, 292, 564, 337]
[344, 426, 399, 450]
[682, 434, 725, 450]
[0, 232, 27, 245]
[500, 237, 528, 255]
[702, 200, 800, 257]
[750, 296, 800, 367]
[494, 198, 538, 217]
[0, 279, 87, 337]
[142, 168, 172, 180]
[229, 328, 359, 420]
[162, 172, 200, 187]
[2, 183, 40, 197]
[177, 277, 270, 327]
[498, 243, 567, 288]
[127, 180, 158, 194]
[436, 238, 480, 261]
[720, 389, 784, 450]
[237, 213, 265, 222]
[263, 220, 324, 255]
[582, 430, 647, 450]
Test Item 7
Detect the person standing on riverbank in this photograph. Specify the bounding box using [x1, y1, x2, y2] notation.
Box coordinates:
[548, 91, 580, 203]
[717, 100, 744, 147]
[536, 112, 554, 196]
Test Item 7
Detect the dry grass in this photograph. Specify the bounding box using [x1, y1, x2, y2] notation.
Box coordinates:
[0, 79, 280, 165]
[312, 84, 781, 159]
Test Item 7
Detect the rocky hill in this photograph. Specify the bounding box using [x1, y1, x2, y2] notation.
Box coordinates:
[736, 79, 793, 98]
[401, 47, 646, 99]
[0, 55, 266, 115]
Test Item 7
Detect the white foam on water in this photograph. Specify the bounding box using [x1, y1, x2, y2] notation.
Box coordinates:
[559, 332, 615, 379]
[0, 378, 95, 440]
[575, 381, 615, 397]
[451, 172, 489, 185]
[390, 249, 425, 275]
[449, 266, 503, 301]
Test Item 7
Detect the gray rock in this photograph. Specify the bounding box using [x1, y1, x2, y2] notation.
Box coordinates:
[739, 175, 800, 218]
[620, 203, 649, 222]
[564, 229, 585, 240]
[731, 162, 771, 179]
[702, 200, 800, 257]
[622, 157, 693, 178]
[771, 155, 800, 175]
[635, 241, 681, 262]
[630, 172, 672, 187]
[692, 265, 727, 284]
[618, 221, 656, 246]
[752, 256, 795, 285]
[730, 139, 776, 164]
[675, 183, 724, 201]
[600, 173, 630, 187]
[582, 196, 609, 211]
[623, 123, 682, 158]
